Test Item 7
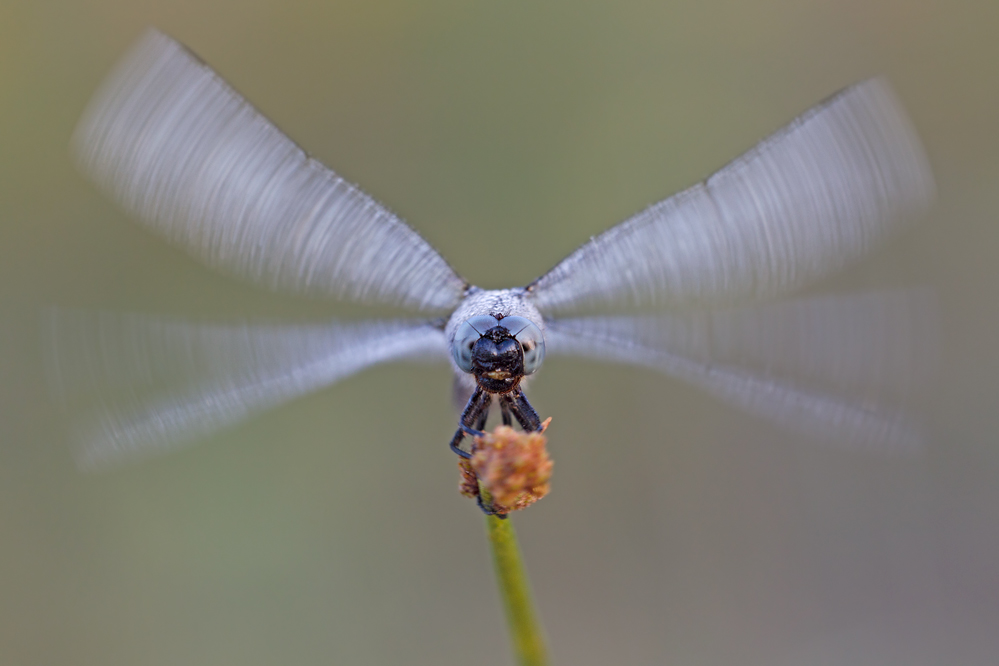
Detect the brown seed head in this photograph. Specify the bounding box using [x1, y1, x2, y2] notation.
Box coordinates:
[458, 418, 553, 515]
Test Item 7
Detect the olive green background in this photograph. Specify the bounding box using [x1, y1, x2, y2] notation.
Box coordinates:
[2, 1, 997, 664]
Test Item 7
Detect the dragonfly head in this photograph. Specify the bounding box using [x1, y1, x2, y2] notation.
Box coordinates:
[452, 315, 545, 393]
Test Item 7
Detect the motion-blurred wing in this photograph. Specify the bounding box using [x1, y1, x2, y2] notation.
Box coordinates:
[43, 312, 447, 469]
[530, 80, 934, 314]
[74, 30, 466, 311]
[545, 291, 937, 452]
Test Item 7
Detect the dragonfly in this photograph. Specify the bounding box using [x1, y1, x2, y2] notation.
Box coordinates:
[46, 30, 936, 472]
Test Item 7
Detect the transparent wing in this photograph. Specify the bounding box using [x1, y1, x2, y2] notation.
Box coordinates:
[43, 311, 447, 469]
[545, 290, 937, 452]
[530, 80, 935, 314]
[74, 30, 466, 311]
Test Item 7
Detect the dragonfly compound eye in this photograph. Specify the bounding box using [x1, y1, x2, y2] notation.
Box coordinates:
[452, 315, 501, 372]
[502, 317, 546, 375]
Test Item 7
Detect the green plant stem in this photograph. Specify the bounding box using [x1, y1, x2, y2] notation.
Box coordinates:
[484, 504, 549, 666]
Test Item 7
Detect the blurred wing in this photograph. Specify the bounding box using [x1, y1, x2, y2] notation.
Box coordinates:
[545, 290, 937, 452]
[530, 79, 934, 314]
[74, 30, 466, 311]
[43, 311, 447, 469]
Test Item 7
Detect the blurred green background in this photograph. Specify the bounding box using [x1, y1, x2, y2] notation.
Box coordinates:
[2, 1, 997, 664]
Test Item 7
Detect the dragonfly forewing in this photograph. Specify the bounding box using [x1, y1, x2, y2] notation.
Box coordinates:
[529, 79, 935, 314]
[73, 30, 467, 311]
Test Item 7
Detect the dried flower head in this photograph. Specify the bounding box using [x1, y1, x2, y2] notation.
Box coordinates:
[459, 418, 553, 515]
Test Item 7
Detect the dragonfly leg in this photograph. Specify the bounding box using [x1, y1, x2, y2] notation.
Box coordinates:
[449, 430, 472, 459]
[477, 494, 508, 519]
[474, 407, 489, 431]
[450, 386, 491, 458]
[503, 388, 542, 432]
[499, 397, 513, 426]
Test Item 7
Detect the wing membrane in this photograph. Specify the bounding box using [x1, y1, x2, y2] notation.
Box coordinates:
[545, 291, 937, 452]
[530, 80, 934, 313]
[43, 311, 447, 469]
[74, 30, 466, 311]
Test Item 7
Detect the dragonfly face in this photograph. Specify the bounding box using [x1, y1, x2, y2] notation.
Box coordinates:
[452, 313, 546, 391]
[448, 291, 547, 391]
[454, 315, 524, 390]
[49, 29, 937, 474]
